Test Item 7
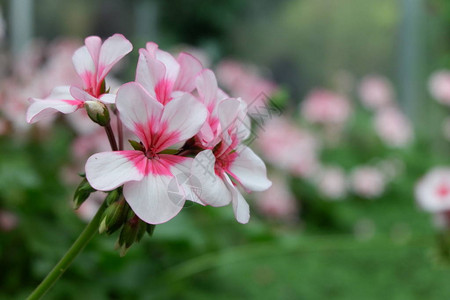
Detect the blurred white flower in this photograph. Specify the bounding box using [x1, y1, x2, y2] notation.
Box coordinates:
[358, 75, 393, 110]
[255, 175, 299, 222]
[314, 166, 347, 200]
[429, 70, 450, 105]
[350, 166, 386, 198]
[374, 107, 413, 147]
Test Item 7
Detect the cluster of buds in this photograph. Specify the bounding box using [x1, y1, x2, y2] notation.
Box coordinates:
[27, 34, 272, 254]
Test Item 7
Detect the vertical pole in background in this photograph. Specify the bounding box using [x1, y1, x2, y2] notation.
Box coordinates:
[134, 0, 158, 41]
[398, 0, 425, 124]
[9, 0, 33, 58]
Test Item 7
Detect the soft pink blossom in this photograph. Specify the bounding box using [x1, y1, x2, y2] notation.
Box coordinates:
[350, 166, 386, 198]
[256, 117, 319, 178]
[300, 89, 351, 126]
[429, 70, 450, 105]
[136, 42, 203, 105]
[374, 107, 413, 147]
[415, 168, 450, 213]
[358, 75, 393, 110]
[0, 210, 18, 231]
[255, 175, 298, 222]
[216, 60, 277, 112]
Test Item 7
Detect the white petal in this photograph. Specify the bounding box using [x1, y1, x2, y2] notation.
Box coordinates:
[72, 46, 96, 85]
[123, 158, 191, 224]
[174, 52, 203, 92]
[26, 86, 82, 123]
[229, 146, 272, 191]
[191, 150, 232, 207]
[85, 150, 146, 191]
[224, 175, 250, 224]
[155, 93, 207, 150]
[97, 34, 133, 81]
[99, 93, 116, 104]
[196, 69, 218, 108]
[152, 43, 180, 84]
[70, 86, 98, 102]
[84, 36, 102, 67]
[135, 48, 166, 98]
[115, 82, 163, 147]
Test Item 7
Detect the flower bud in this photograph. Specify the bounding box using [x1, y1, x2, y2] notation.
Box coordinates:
[99, 199, 128, 235]
[84, 100, 110, 126]
[73, 178, 95, 209]
[105, 188, 121, 206]
[116, 212, 147, 256]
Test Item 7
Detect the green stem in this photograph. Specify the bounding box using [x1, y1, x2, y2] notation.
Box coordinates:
[27, 200, 108, 300]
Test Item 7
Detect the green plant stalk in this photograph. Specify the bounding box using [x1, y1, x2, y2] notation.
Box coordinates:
[27, 200, 108, 300]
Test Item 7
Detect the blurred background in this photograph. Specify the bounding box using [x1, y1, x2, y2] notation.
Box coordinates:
[3, 0, 450, 299]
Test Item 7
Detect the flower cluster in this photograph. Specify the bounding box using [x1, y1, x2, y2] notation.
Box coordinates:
[26, 34, 272, 227]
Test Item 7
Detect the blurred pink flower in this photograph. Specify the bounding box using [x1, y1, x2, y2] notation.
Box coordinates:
[350, 166, 386, 198]
[315, 166, 347, 200]
[300, 89, 351, 126]
[429, 70, 450, 105]
[415, 168, 450, 213]
[0, 210, 19, 231]
[358, 75, 394, 110]
[255, 175, 299, 222]
[216, 60, 277, 112]
[256, 117, 320, 178]
[374, 107, 413, 147]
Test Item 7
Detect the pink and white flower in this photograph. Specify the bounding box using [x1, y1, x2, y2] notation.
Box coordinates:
[191, 98, 271, 223]
[415, 168, 450, 213]
[85, 82, 207, 224]
[300, 89, 351, 126]
[136, 42, 203, 105]
[26, 34, 132, 123]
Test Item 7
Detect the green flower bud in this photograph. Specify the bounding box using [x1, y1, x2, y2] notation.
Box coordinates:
[73, 178, 95, 209]
[84, 100, 110, 126]
[99, 199, 128, 235]
[116, 212, 147, 257]
[105, 188, 121, 206]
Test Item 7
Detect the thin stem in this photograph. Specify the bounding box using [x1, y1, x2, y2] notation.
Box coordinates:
[27, 200, 108, 300]
[117, 117, 124, 151]
[104, 124, 118, 151]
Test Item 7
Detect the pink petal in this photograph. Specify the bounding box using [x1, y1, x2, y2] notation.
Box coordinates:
[85, 150, 146, 191]
[196, 69, 218, 108]
[155, 93, 207, 150]
[115, 82, 163, 148]
[223, 175, 250, 224]
[27, 86, 83, 123]
[191, 150, 232, 207]
[228, 146, 272, 192]
[123, 157, 192, 224]
[97, 34, 133, 82]
[174, 52, 203, 92]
